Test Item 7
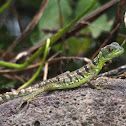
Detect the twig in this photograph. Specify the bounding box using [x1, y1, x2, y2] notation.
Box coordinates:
[43, 51, 62, 80]
[2, 73, 25, 83]
[92, 0, 126, 59]
[13, 75, 25, 83]
[57, 0, 63, 28]
[98, 64, 126, 77]
[13, 7, 23, 32]
[64, 0, 120, 40]
[47, 56, 91, 64]
[92, 23, 121, 58]
[24, 0, 120, 57]
[0, 0, 96, 69]
[1, 0, 49, 59]
[121, 39, 126, 47]
[43, 62, 49, 81]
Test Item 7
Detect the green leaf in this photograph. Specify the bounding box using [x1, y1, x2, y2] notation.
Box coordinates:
[31, 0, 72, 45]
[89, 14, 112, 38]
[38, 0, 72, 30]
[75, 0, 98, 17]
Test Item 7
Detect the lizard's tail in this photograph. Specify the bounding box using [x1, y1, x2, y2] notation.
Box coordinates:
[0, 86, 38, 105]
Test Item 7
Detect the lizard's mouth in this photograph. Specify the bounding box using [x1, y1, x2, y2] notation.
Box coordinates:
[115, 48, 124, 57]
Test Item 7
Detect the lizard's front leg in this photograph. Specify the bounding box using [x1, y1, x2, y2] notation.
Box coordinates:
[87, 75, 109, 89]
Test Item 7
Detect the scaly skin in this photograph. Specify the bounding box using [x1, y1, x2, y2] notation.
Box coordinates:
[0, 42, 124, 105]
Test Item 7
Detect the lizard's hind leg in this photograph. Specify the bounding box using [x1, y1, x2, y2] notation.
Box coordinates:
[17, 93, 36, 110]
[17, 88, 45, 110]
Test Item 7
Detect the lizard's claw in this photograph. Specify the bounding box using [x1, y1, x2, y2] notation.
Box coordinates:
[87, 77, 110, 89]
[95, 77, 110, 89]
[16, 99, 29, 110]
[16, 95, 35, 110]
[16, 89, 43, 110]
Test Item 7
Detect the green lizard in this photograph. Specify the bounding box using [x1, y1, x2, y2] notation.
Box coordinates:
[0, 42, 124, 105]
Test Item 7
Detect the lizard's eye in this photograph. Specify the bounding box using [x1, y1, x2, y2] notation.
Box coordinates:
[108, 48, 113, 52]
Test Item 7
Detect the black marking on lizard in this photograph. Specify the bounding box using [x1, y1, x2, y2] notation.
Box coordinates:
[92, 59, 96, 66]
[56, 76, 60, 81]
[67, 73, 72, 82]
[75, 76, 79, 82]
[84, 66, 89, 73]
[76, 69, 85, 78]
[35, 82, 42, 88]
[63, 79, 65, 83]
[49, 79, 52, 83]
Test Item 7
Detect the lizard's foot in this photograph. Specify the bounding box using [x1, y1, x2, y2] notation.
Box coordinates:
[94, 84, 109, 90]
[87, 77, 110, 89]
[16, 95, 35, 110]
[96, 77, 110, 89]
[17, 88, 44, 110]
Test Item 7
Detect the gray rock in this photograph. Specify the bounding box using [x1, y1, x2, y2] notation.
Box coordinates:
[0, 78, 126, 126]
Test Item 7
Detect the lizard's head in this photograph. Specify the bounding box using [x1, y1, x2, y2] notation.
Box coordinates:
[100, 42, 124, 62]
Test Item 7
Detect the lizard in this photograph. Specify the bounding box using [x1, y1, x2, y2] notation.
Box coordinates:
[0, 42, 124, 106]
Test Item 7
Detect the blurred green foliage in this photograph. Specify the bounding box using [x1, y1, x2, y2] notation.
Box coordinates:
[0, 0, 125, 54]
[0, 0, 125, 90]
